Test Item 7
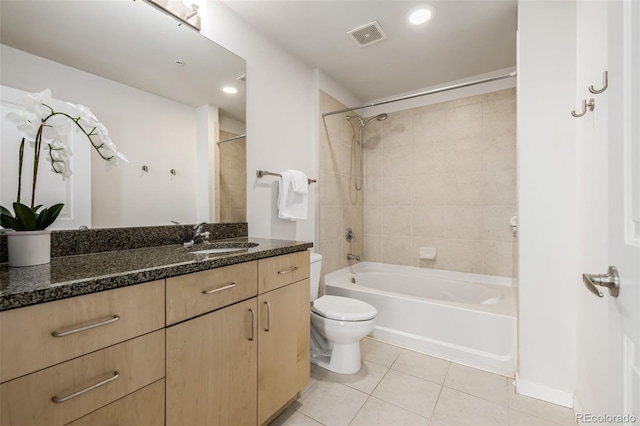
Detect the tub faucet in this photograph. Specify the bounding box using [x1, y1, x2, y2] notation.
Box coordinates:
[192, 222, 210, 244]
[347, 253, 360, 261]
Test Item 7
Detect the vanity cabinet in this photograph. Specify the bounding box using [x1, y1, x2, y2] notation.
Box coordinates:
[0, 281, 165, 426]
[1, 249, 310, 426]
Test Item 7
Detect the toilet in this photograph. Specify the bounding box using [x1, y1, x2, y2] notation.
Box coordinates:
[309, 253, 377, 374]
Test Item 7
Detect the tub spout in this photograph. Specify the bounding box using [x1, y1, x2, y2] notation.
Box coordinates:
[347, 253, 360, 261]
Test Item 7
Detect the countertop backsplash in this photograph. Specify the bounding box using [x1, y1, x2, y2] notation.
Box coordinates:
[0, 222, 248, 263]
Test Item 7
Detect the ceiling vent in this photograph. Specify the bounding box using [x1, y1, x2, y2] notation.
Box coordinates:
[346, 21, 387, 48]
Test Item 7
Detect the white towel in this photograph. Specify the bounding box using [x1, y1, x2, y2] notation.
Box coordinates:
[278, 170, 308, 221]
[286, 169, 309, 195]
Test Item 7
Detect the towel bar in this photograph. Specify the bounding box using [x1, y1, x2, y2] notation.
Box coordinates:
[256, 170, 317, 184]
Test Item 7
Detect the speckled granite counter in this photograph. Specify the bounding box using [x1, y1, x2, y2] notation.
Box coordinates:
[0, 237, 313, 311]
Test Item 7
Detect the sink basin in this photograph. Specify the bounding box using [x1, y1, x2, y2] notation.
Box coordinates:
[191, 247, 247, 255]
[188, 241, 259, 255]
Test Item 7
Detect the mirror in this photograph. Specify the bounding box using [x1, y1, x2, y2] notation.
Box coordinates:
[0, 0, 246, 229]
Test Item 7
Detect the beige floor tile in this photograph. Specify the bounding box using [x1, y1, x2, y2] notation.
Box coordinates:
[431, 387, 508, 426]
[372, 369, 441, 419]
[350, 397, 430, 426]
[391, 349, 450, 385]
[508, 384, 577, 425]
[297, 380, 368, 426]
[361, 338, 403, 367]
[323, 361, 389, 394]
[443, 363, 510, 406]
[303, 364, 329, 394]
[271, 406, 325, 426]
[509, 408, 566, 426]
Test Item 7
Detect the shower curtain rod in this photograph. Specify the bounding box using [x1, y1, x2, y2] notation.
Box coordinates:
[321, 71, 517, 117]
[217, 134, 246, 144]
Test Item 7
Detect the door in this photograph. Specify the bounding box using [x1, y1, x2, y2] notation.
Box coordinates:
[257, 279, 310, 424]
[166, 298, 258, 426]
[607, 0, 640, 420]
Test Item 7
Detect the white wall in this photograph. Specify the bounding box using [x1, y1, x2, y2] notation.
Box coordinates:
[200, 2, 317, 242]
[517, 0, 578, 406]
[0, 45, 200, 228]
[574, 0, 609, 415]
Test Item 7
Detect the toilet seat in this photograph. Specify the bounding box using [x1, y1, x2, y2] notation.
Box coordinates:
[312, 295, 377, 321]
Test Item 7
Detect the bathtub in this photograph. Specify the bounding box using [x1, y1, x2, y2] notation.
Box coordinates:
[324, 262, 517, 376]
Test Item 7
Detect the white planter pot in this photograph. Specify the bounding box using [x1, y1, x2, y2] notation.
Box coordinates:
[6, 230, 52, 267]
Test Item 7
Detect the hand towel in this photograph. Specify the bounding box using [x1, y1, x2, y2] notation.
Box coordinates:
[286, 169, 309, 195]
[278, 170, 308, 220]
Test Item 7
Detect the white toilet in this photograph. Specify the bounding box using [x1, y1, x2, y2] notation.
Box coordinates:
[309, 253, 377, 374]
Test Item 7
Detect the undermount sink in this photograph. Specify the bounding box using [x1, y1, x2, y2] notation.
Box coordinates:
[188, 241, 259, 255]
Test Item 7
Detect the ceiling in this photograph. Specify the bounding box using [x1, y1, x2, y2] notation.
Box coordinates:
[221, 0, 518, 102]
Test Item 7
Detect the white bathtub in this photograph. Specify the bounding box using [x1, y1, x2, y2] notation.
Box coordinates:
[324, 262, 517, 376]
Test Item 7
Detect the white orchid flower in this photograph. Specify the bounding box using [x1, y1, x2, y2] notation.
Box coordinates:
[41, 114, 71, 145]
[68, 102, 99, 128]
[6, 110, 39, 142]
[24, 88, 52, 119]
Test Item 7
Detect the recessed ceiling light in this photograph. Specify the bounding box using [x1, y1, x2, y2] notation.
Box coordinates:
[222, 86, 238, 94]
[409, 8, 432, 25]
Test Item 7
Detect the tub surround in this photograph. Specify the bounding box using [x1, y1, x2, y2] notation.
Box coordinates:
[0, 236, 312, 311]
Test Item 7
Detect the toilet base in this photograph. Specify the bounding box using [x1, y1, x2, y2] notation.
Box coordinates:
[310, 341, 362, 374]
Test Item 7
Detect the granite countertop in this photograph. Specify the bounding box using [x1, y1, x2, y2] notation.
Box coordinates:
[0, 237, 313, 311]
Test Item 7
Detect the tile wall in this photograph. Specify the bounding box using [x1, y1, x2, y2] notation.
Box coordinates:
[218, 130, 247, 222]
[319, 88, 516, 278]
[362, 89, 517, 276]
[318, 91, 364, 284]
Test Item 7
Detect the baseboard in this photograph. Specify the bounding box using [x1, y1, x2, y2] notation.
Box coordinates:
[515, 374, 575, 408]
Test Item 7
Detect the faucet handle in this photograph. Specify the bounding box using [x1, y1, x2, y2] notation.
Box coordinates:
[194, 222, 206, 230]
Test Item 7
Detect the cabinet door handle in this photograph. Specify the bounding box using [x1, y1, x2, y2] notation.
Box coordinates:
[248, 309, 255, 341]
[51, 315, 120, 337]
[202, 282, 236, 295]
[263, 301, 271, 332]
[51, 371, 120, 403]
[277, 266, 298, 275]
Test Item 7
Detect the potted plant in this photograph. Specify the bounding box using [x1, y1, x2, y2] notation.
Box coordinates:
[0, 89, 127, 267]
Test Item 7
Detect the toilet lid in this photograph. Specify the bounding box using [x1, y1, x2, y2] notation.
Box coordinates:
[312, 295, 377, 321]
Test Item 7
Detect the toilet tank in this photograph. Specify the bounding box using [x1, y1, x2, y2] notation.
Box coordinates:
[310, 252, 323, 301]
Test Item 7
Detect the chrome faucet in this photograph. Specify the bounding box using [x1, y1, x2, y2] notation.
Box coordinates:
[347, 253, 361, 261]
[192, 222, 210, 244]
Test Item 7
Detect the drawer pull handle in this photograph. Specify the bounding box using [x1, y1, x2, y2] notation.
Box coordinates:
[51, 315, 120, 337]
[202, 283, 236, 295]
[52, 371, 120, 403]
[277, 266, 298, 275]
[248, 309, 255, 341]
[263, 301, 271, 332]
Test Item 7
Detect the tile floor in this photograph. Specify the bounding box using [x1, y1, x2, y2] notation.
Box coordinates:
[272, 338, 577, 426]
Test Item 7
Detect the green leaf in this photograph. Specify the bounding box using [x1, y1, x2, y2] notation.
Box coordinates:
[0, 213, 25, 231]
[33, 204, 43, 213]
[38, 203, 64, 230]
[13, 202, 37, 230]
[0, 205, 11, 216]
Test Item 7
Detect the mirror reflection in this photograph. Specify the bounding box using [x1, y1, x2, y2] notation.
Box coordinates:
[0, 0, 246, 229]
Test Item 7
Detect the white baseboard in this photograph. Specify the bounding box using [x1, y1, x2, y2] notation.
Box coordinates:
[515, 374, 575, 408]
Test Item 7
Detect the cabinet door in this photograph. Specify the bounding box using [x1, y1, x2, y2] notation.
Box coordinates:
[166, 298, 257, 426]
[257, 279, 310, 424]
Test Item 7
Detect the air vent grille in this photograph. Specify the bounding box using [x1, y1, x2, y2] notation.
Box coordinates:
[346, 21, 387, 48]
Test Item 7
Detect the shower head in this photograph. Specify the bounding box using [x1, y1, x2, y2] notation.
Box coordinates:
[363, 113, 388, 125]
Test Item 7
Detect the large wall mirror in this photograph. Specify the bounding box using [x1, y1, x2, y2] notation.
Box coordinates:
[0, 0, 246, 229]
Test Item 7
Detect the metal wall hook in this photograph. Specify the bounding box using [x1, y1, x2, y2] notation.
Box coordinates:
[571, 98, 595, 118]
[589, 71, 608, 94]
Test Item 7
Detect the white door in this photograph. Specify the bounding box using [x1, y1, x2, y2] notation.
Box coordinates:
[606, 0, 640, 421]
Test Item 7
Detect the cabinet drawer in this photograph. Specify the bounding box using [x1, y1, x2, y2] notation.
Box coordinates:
[258, 251, 310, 294]
[67, 379, 165, 426]
[0, 329, 165, 426]
[0, 280, 165, 383]
[166, 261, 257, 325]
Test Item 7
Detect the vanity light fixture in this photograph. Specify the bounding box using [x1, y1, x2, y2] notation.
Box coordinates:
[409, 7, 433, 25]
[222, 86, 238, 94]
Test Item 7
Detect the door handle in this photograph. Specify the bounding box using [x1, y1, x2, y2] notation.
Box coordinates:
[582, 266, 620, 298]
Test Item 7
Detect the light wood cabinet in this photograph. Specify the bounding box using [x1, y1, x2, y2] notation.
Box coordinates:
[0, 330, 165, 426]
[258, 250, 310, 294]
[257, 279, 311, 424]
[0, 279, 165, 383]
[166, 297, 258, 426]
